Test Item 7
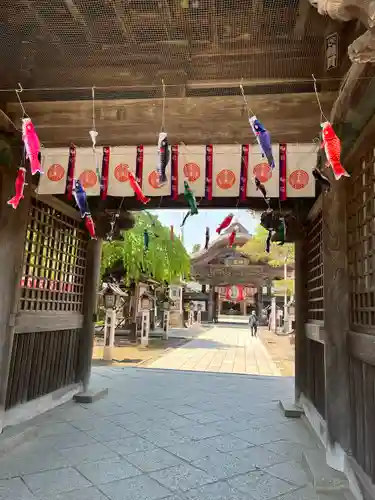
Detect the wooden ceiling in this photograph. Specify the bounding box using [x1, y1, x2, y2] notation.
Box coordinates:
[5, 91, 337, 146]
[0, 0, 346, 145]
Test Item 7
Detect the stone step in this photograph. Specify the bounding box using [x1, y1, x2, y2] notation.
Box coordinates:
[302, 450, 349, 492]
[317, 490, 357, 500]
[279, 399, 304, 418]
[0, 422, 37, 457]
[343, 489, 358, 500]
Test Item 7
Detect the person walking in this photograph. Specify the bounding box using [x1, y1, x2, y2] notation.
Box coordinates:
[249, 310, 259, 337]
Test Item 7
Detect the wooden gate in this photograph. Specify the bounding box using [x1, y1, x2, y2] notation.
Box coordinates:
[5, 196, 88, 410]
[304, 209, 326, 419]
[346, 148, 375, 484]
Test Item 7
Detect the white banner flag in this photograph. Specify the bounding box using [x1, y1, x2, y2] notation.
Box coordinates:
[74, 148, 101, 196]
[246, 145, 280, 198]
[286, 144, 316, 198]
[212, 145, 242, 197]
[107, 147, 137, 197]
[142, 146, 171, 197]
[178, 145, 206, 197]
[37, 148, 70, 195]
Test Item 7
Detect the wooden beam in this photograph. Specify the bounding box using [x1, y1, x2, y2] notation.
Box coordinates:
[108, 0, 137, 43]
[64, 0, 94, 42]
[6, 92, 337, 146]
[22, 0, 64, 52]
[294, 0, 311, 38]
[331, 62, 368, 124]
[305, 322, 326, 344]
[15, 312, 83, 334]
[27, 50, 321, 88]
[322, 176, 350, 451]
[342, 97, 375, 168]
[348, 331, 375, 367]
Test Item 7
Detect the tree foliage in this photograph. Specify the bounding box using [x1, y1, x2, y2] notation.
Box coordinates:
[272, 278, 295, 296]
[241, 225, 294, 267]
[101, 212, 191, 284]
[191, 243, 201, 254]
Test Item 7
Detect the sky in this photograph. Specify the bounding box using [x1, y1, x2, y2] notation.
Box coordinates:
[151, 209, 260, 252]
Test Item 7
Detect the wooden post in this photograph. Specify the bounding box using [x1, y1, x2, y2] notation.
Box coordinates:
[294, 238, 308, 402]
[207, 286, 215, 322]
[79, 238, 103, 392]
[322, 181, 350, 451]
[0, 167, 31, 429]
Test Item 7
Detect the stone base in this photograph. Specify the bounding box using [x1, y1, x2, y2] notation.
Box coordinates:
[103, 346, 114, 361]
[0, 423, 38, 456]
[302, 449, 349, 492]
[73, 387, 109, 404]
[279, 399, 304, 418]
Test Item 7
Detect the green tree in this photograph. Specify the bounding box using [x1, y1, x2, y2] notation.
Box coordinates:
[101, 212, 191, 284]
[241, 225, 294, 267]
[241, 225, 295, 296]
[191, 243, 201, 254]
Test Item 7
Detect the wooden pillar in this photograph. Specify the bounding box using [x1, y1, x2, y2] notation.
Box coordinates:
[79, 238, 103, 392]
[257, 285, 263, 315]
[0, 167, 31, 429]
[294, 238, 308, 402]
[322, 182, 350, 451]
[207, 286, 215, 322]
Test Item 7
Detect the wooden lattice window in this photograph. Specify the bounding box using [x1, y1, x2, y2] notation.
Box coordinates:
[19, 198, 88, 312]
[347, 150, 375, 329]
[306, 212, 324, 322]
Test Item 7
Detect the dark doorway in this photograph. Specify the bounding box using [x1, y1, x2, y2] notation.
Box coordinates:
[221, 301, 241, 315]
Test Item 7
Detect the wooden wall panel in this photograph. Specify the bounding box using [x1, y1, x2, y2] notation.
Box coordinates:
[346, 135, 375, 486]
[5, 329, 80, 410]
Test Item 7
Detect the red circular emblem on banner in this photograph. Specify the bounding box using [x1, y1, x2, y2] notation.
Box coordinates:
[148, 170, 161, 189]
[253, 163, 272, 183]
[47, 164, 65, 182]
[114, 163, 130, 182]
[183, 162, 200, 182]
[289, 169, 309, 190]
[79, 170, 97, 189]
[216, 169, 236, 190]
[226, 285, 244, 302]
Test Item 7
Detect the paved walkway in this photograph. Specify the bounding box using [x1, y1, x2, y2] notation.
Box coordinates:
[0, 365, 328, 500]
[150, 325, 280, 376]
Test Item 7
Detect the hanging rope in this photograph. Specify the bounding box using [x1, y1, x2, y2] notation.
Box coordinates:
[312, 74, 329, 123]
[89, 86, 101, 183]
[106, 195, 127, 241]
[89, 86, 98, 147]
[239, 79, 255, 117]
[92, 86, 96, 132]
[15, 83, 29, 118]
[161, 78, 166, 133]
[0, 108, 21, 132]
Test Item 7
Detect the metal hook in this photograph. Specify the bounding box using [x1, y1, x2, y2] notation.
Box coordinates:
[15, 83, 28, 118]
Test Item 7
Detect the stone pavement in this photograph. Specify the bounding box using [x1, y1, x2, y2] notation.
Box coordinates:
[150, 325, 280, 376]
[0, 365, 338, 500]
